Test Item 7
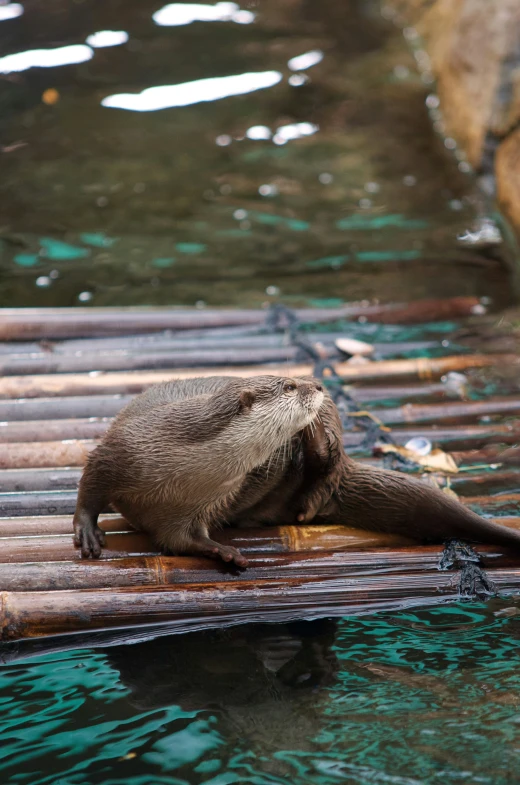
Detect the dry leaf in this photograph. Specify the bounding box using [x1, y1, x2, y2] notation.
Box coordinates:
[375, 443, 459, 473]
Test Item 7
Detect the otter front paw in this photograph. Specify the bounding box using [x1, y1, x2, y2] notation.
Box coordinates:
[74, 522, 106, 559]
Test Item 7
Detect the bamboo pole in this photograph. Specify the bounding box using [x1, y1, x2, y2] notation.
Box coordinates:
[2, 410, 518, 456]
[0, 419, 109, 444]
[0, 344, 462, 376]
[0, 468, 81, 493]
[0, 394, 132, 422]
[0, 518, 519, 560]
[0, 420, 519, 456]
[0, 546, 515, 592]
[372, 397, 520, 426]
[387, 423, 520, 449]
[0, 513, 128, 537]
[0, 474, 520, 516]
[0, 490, 78, 516]
[0, 346, 314, 376]
[6, 565, 520, 640]
[0, 383, 448, 424]
[440, 470, 520, 494]
[0, 333, 441, 357]
[465, 493, 520, 507]
[464, 494, 520, 517]
[0, 575, 456, 639]
[2, 391, 520, 469]
[451, 445, 520, 465]
[0, 354, 510, 399]
[0, 435, 512, 493]
[0, 440, 96, 469]
[0, 438, 518, 473]
[0, 524, 418, 562]
[0, 297, 484, 340]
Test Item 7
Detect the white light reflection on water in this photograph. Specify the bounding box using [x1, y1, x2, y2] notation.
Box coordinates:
[0, 3, 23, 21]
[86, 31, 129, 48]
[246, 125, 272, 140]
[0, 44, 93, 73]
[102, 71, 282, 111]
[273, 122, 319, 145]
[153, 2, 254, 26]
[287, 50, 323, 71]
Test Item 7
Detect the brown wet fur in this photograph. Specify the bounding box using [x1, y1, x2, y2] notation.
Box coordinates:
[74, 374, 520, 567]
[73, 375, 329, 566]
[317, 458, 520, 551]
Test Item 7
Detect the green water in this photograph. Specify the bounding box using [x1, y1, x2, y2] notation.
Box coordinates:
[2, 602, 520, 784]
[0, 0, 515, 307]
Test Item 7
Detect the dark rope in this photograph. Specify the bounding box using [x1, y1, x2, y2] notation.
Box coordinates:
[266, 305, 495, 600]
[265, 303, 322, 363]
[265, 304, 394, 446]
[438, 539, 497, 600]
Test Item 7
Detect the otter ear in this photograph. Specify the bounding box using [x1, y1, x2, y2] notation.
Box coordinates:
[239, 389, 256, 411]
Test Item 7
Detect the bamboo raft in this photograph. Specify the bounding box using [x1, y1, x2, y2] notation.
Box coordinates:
[2, 295, 520, 656]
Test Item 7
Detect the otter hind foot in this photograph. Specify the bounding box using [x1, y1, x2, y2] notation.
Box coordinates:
[161, 531, 249, 568]
[194, 537, 249, 568]
[73, 516, 106, 559]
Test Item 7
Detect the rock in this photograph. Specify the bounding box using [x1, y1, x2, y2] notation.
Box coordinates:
[386, 0, 520, 237]
[496, 127, 520, 234]
[388, 0, 520, 167]
[422, 0, 520, 167]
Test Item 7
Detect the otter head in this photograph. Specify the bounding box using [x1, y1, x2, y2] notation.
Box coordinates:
[235, 375, 324, 456]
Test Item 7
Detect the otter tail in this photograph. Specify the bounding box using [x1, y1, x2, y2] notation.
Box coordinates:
[328, 459, 520, 549]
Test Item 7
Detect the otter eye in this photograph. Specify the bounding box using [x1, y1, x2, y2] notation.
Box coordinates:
[284, 383, 296, 393]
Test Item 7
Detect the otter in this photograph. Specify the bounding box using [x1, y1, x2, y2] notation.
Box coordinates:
[74, 374, 520, 566]
[73, 375, 336, 567]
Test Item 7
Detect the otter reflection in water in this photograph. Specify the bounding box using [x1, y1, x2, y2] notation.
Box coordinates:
[106, 619, 339, 750]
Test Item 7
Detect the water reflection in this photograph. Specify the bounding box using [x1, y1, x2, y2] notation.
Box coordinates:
[101, 70, 283, 111]
[0, 0, 514, 308]
[273, 121, 319, 144]
[86, 30, 130, 48]
[0, 43, 93, 73]
[152, 2, 255, 28]
[0, 3, 23, 22]
[287, 50, 324, 71]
